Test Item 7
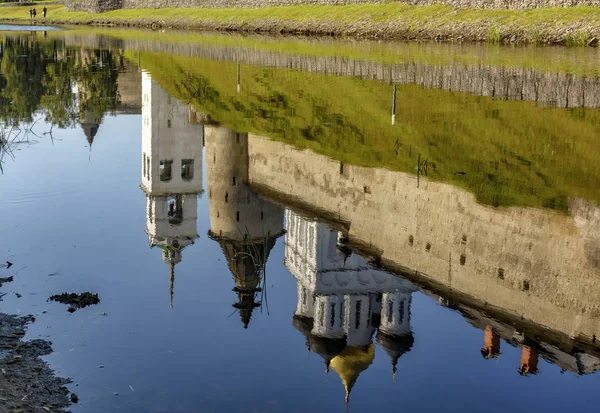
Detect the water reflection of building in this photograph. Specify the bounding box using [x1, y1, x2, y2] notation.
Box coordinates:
[140, 72, 203, 307]
[203, 123, 284, 328]
[286, 210, 415, 403]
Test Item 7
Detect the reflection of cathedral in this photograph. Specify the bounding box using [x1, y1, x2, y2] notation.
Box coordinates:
[204, 124, 284, 328]
[286, 210, 415, 403]
[140, 72, 203, 307]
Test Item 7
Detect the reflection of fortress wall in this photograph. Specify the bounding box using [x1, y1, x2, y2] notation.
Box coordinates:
[249, 134, 600, 342]
[62, 34, 600, 108]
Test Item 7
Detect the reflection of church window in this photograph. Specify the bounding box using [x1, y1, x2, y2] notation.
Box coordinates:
[387, 300, 393, 323]
[340, 300, 345, 325]
[160, 160, 172, 182]
[146, 157, 150, 179]
[225, 192, 229, 203]
[181, 159, 194, 181]
[232, 176, 236, 186]
[319, 302, 325, 326]
[309, 227, 314, 258]
[260, 210, 264, 221]
[167, 119, 171, 128]
[236, 211, 240, 222]
[330, 303, 336, 328]
[399, 300, 405, 324]
[168, 195, 183, 225]
[355, 300, 362, 329]
[148, 200, 153, 224]
[143, 153, 147, 177]
[302, 287, 307, 306]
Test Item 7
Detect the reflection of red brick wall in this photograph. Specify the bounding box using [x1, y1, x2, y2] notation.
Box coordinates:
[482, 325, 500, 359]
[519, 346, 539, 375]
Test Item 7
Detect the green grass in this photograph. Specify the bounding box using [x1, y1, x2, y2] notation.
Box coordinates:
[1, 4, 599, 46]
[126, 50, 600, 211]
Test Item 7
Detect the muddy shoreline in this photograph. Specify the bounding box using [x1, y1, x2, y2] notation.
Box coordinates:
[1, 16, 599, 45]
[0, 282, 72, 412]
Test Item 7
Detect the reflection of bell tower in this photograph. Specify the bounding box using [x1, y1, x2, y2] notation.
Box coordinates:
[140, 72, 203, 307]
[77, 48, 101, 149]
[205, 124, 284, 328]
[286, 210, 415, 402]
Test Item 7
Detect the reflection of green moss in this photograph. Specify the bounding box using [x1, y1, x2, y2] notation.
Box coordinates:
[128, 51, 600, 212]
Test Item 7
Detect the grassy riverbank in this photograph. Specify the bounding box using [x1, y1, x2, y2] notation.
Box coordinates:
[2, 4, 600, 45]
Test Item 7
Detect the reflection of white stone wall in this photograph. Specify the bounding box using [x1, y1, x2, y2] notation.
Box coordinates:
[141, 71, 203, 195]
[380, 292, 412, 337]
[285, 210, 414, 295]
[286, 210, 414, 342]
[313, 294, 345, 338]
[146, 194, 198, 240]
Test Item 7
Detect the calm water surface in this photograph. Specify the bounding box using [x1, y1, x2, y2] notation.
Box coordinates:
[1, 30, 600, 413]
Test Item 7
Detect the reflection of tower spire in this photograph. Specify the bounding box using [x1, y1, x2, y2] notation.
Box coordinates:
[330, 345, 375, 405]
[169, 262, 175, 309]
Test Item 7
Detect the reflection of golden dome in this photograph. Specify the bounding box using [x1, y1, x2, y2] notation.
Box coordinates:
[330, 344, 375, 403]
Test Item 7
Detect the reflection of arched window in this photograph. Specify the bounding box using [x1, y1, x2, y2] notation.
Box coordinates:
[387, 300, 393, 323]
[181, 159, 194, 181]
[148, 200, 153, 224]
[319, 302, 325, 327]
[330, 303, 336, 328]
[146, 157, 150, 179]
[160, 160, 172, 182]
[143, 153, 147, 177]
[168, 195, 183, 225]
[399, 300, 405, 324]
[355, 300, 362, 329]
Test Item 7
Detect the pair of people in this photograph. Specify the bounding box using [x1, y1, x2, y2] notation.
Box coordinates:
[28, 7, 47, 19]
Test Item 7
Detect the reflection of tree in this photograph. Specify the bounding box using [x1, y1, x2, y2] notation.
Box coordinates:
[0, 36, 122, 128]
[0, 38, 46, 125]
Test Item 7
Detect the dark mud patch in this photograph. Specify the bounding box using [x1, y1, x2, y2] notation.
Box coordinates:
[0, 275, 13, 287]
[49, 292, 100, 312]
[0, 313, 72, 412]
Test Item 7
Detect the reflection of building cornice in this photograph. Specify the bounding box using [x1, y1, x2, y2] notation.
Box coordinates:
[139, 184, 205, 197]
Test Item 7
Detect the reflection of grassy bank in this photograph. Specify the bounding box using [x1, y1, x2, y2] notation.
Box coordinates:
[69, 27, 600, 77]
[2, 4, 600, 45]
[127, 51, 600, 211]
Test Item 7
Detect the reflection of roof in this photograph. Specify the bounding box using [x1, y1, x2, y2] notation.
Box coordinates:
[81, 122, 99, 146]
[292, 315, 347, 370]
[330, 344, 375, 403]
[376, 330, 414, 381]
[212, 235, 280, 329]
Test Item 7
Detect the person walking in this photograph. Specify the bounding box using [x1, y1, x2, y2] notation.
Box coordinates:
[43, 7, 47, 18]
[29, 9, 33, 20]
[32, 8, 37, 19]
